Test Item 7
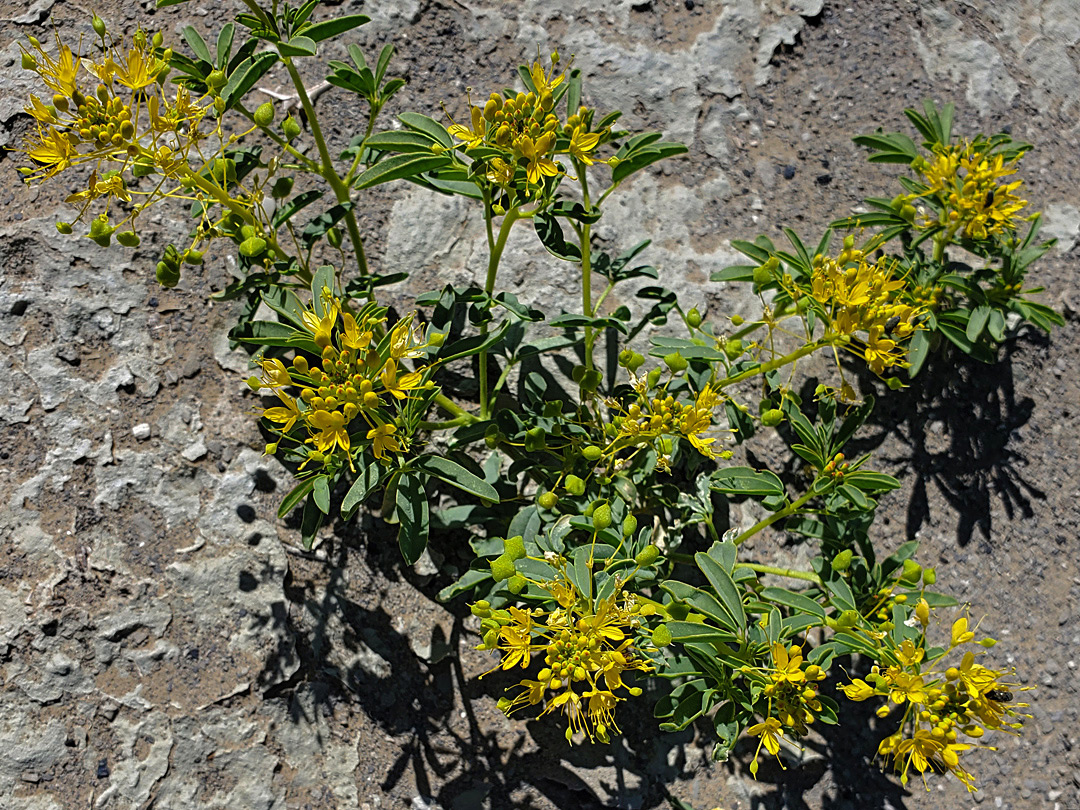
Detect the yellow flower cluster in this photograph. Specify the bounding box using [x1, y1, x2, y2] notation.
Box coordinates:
[911, 141, 1028, 240]
[447, 54, 604, 191]
[18, 24, 221, 247]
[255, 290, 436, 470]
[607, 381, 731, 470]
[745, 642, 827, 775]
[477, 574, 653, 744]
[840, 610, 1027, 792]
[809, 251, 922, 375]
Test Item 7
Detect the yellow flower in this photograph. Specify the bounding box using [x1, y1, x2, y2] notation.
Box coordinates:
[770, 643, 807, 686]
[747, 717, 785, 776]
[260, 391, 301, 434]
[367, 422, 401, 459]
[884, 668, 926, 705]
[308, 409, 351, 456]
[951, 617, 975, 647]
[896, 638, 925, 667]
[380, 359, 424, 400]
[259, 357, 292, 390]
[486, 157, 515, 186]
[447, 104, 486, 149]
[21, 126, 78, 180]
[567, 126, 600, 165]
[389, 313, 428, 359]
[516, 133, 559, 184]
[24, 95, 56, 124]
[840, 678, 876, 702]
[108, 42, 168, 90]
[23, 33, 82, 96]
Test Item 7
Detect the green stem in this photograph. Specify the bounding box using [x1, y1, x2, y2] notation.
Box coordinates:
[736, 562, 821, 584]
[235, 103, 320, 172]
[576, 159, 595, 372]
[419, 414, 474, 430]
[344, 104, 380, 187]
[478, 206, 520, 419]
[716, 337, 831, 390]
[432, 393, 476, 423]
[282, 57, 369, 281]
[733, 488, 817, 545]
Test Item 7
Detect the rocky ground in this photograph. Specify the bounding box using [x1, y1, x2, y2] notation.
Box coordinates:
[1, 0, 1078, 808]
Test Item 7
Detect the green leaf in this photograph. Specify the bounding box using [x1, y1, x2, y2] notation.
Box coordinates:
[312, 475, 331, 513]
[396, 471, 429, 564]
[966, 303, 991, 341]
[222, 52, 279, 109]
[533, 210, 581, 262]
[398, 112, 453, 149]
[352, 153, 448, 190]
[760, 586, 827, 621]
[375, 43, 394, 84]
[216, 23, 235, 69]
[549, 313, 628, 336]
[230, 320, 317, 352]
[364, 131, 439, 154]
[271, 189, 324, 229]
[437, 568, 491, 602]
[711, 264, 757, 283]
[300, 202, 354, 248]
[311, 265, 340, 315]
[611, 142, 688, 184]
[278, 479, 315, 518]
[843, 471, 901, 493]
[414, 455, 499, 502]
[300, 494, 325, 549]
[907, 328, 931, 377]
[302, 14, 370, 42]
[825, 577, 857, 612]
[548, 200, 602, 223]
[694, 552, 746, 634]
[710, 466, 784, 497]
[278, 36, 318, 58]
[182, 25, 214, 65]
[342, 462, 381, 518]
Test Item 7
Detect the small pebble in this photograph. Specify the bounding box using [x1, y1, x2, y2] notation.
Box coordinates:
[132, 423, 151, 441]
[782, 165, 796, 179]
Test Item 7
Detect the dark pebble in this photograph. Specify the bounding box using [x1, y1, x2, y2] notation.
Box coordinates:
[685, 0, 695, 8]
[782, 165, 796, 180]
[816, 173, 833, 185]
[148, 297, 158, 308]
[96, 759, 109, 779]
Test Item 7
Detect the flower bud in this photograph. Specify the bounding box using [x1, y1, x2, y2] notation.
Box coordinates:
[922, 566, 937, 586]
[651, 623, 672, 647]
[263, 442, 278, 456]
[835, 609, 860, 628]
[622, 514, 638, 538]
[664, 352, 688, 374]
[490, 553, 516, 582]
[207, 69, 227, 90]
[503, 535, 526, 562]
[592, 502, 612, 531]
[508, 574, 526, 594]
[56, 221, 73, 235]
[565, 474, 585, 496]
[254, 101, 275, 127]
[326, 226, 343, 249]
[21, 52, 37, 71]
[581, 445, 602, 462]
[537, 491, 558, 510]
[831, 549, 853, 572]
[900, 559, 922, 584]
[722, 338, 744, 360]
[92, 13, 107, 38]
[271, 176, 294, 198]
[115, 231, 140, 248]
[156, 261, 180, 287]
[152, 31, 164, 48]
[239, 236, 267, 257]
[635, 544, 659, 567]
[761, 408, 784, 427]
[183, 249, 205, 266]
[282, 116, 301, 140]
[470, 600, 491, 617]
[686, 307, 702, 328]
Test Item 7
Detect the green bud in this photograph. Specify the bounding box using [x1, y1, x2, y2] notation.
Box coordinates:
[686, 307, 702, 328]
[271, 176, 294, 199]
[152, 31, 164, 48]
[634, 543, 659, 567]
[579, 369, 601, 392]
[21, 52, 37, 71]
[537, 491, 558, 510]
[922, 567, 937, 586]
[470, 600, 491, 618]
[723, 338, 744, 360]
[206, 69, 227, 90]
[490, 553, 516, 582]
[156, 262, 180, 287]
[571, 365, 587, 383]
[253, 101, 275, 127]
[91, 13, 107, 38]
[761, 408, 784, 427]
[503, 535, 526, 562]
[239, 236, 267, 257]
[565, 475, 585, 496]
[213, 96, 226, 115]
[524, 426, 546, 452]
[484, 423, 503, 449]
[651, 623, 672, 647]
[115, 231, 140, 248]
[55, 222, 73, 235]
[836, 609, 860, 628]
[900, 559, 922, 584]
[282, 116, 301, 141]
[843, 234, 855, 250]
[663, 352, 688, 374]
[508, 574, 527, 594]
[731, 314, 744, 326]
[646, 368, 662, 388]
[667, 603, 690, 621]
[626, 352, 645, 372]
[581, 445, 602, 462]
[831, 549, 854, 572]
[183, 249, 205, 266]
[592, 503, 612, 531]
[326, 226, 343, 249]
[622, 514, 638, 538]
[900, 204, 917, 223]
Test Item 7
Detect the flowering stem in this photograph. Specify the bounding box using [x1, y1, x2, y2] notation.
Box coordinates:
[478, 206, 520, 419]
[577, 159, 595, 372]
[716, 338, 830, 389]
[733, 488, 818, 545]
[735, 563, 820, 584]
[282, 57, 370, 282]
